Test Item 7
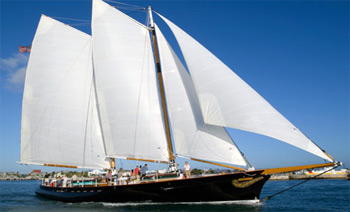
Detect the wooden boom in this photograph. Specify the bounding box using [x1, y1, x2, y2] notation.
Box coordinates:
[44, 163, 78, 169]
[260, 162, 336, 175]
[190, 157, 245, 171]
[126, 157, 170, 164]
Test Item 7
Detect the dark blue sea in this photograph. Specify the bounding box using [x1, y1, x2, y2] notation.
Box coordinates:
[0, 180, 349, 211]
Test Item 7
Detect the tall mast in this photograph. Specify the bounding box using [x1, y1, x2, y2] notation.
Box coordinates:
[147, 6, 175, 163]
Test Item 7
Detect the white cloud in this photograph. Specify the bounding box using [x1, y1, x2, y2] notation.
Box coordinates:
[0, 53, 29, 92]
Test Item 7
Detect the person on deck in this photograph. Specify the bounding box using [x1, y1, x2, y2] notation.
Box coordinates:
[134, 166, 140, 183]
[134, 166, 140, 176]
[130, 169, 136, 183]
[44, 172, 49, 185]
[72, 174, 78, 183]
[107, 170, 112, 185]
[56, 176, 62, 187]
[117, 168, 123, 185]
[62, 174, 68, 187]
[50, 178, 56, 187]
[140, 164, 148, 180]
[183, 161, 191, 179]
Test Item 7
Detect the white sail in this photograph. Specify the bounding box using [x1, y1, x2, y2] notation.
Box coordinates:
[155, 24, 246, 166]
[92, 0, 169, 162]
[157, 13, 333, 162]
[20, 15, 109, 169]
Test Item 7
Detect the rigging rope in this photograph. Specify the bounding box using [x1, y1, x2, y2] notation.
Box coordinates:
[105, 0, 144, 9]
[126, 8, 147, 15]
[51, 17, 90, 22]
[261, 165, 340, 202]
[112, 6, 145, 11]
[52, 2, 147, 28]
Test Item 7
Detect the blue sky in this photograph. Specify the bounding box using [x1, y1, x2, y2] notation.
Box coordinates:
[0, 0, 348, 174]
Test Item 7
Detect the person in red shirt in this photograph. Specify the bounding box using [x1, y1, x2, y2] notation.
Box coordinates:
[134, 166, 140, 175]
[134, 166, 140, 182]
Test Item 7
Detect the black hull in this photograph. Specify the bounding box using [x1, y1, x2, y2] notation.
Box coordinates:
[36, 171, 270, 203]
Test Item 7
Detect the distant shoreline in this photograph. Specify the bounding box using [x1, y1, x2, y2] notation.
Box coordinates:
[0, 178, 41, 181]
[270, 174, 349, 180]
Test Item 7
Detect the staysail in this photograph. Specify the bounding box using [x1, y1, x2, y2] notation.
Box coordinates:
[155, 24, 246, 166]
[157, 13, 333, 162]
[20, 15, 109, 169]
[92, 0, 169, 162]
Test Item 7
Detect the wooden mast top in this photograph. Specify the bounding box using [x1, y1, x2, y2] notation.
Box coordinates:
[148, 6, 175, 162]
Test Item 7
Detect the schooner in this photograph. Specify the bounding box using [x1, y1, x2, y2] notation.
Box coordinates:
[19, 0, 339, 202]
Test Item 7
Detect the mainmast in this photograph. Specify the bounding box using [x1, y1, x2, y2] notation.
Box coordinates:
[148, 6, 175, 163]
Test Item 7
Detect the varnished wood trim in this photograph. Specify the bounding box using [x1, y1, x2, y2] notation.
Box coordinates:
[44, 164, 78, 168]
[152, 33, 160, 64]
[260, 162, 335, 175]
[323, 151, 335, 161]
[190, 158, 245, 171]
[126, 157, 169, 164]
[151, 29, 174, 162]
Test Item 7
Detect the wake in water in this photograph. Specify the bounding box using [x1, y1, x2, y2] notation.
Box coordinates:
[101, 199, 262, 207]
[62, 200, 263, 212]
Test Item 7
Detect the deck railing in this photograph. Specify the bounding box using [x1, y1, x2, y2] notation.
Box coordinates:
[41, 172, 182, 188]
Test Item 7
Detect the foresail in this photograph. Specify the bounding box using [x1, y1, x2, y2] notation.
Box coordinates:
[157, 13, 333, 162]
[155, 24, 246, 166]
[92, 0, 169, 162]
[21, 15, 109, 169]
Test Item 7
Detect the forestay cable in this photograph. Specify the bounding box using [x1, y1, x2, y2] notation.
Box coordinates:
[261, 165, 340, 202]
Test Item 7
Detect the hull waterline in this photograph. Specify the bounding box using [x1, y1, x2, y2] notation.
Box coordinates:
[35, 171, 270, 203]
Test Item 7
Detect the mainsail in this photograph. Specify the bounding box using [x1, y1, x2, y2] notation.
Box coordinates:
[20, 15, 109, 169]
[157, 13, 333, 162]
[155, 24, 246, 166]
[92, 0, 169, 162]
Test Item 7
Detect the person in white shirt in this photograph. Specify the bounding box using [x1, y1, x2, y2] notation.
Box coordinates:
[62, 174, 68, 187]
[183, 161, 191, 179]
[71, 174, 78, 182]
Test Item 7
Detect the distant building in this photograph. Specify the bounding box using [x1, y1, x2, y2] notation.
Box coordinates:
[29, 169, 41, 176]
[88, 169, 107, 177]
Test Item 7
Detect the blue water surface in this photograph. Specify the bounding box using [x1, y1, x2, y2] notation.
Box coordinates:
[0, 180, 349, 211]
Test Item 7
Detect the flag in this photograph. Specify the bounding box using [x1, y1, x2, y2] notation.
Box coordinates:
[18, 45, 31, 53]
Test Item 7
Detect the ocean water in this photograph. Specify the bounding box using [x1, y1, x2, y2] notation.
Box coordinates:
[0, 180, 349, 211]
